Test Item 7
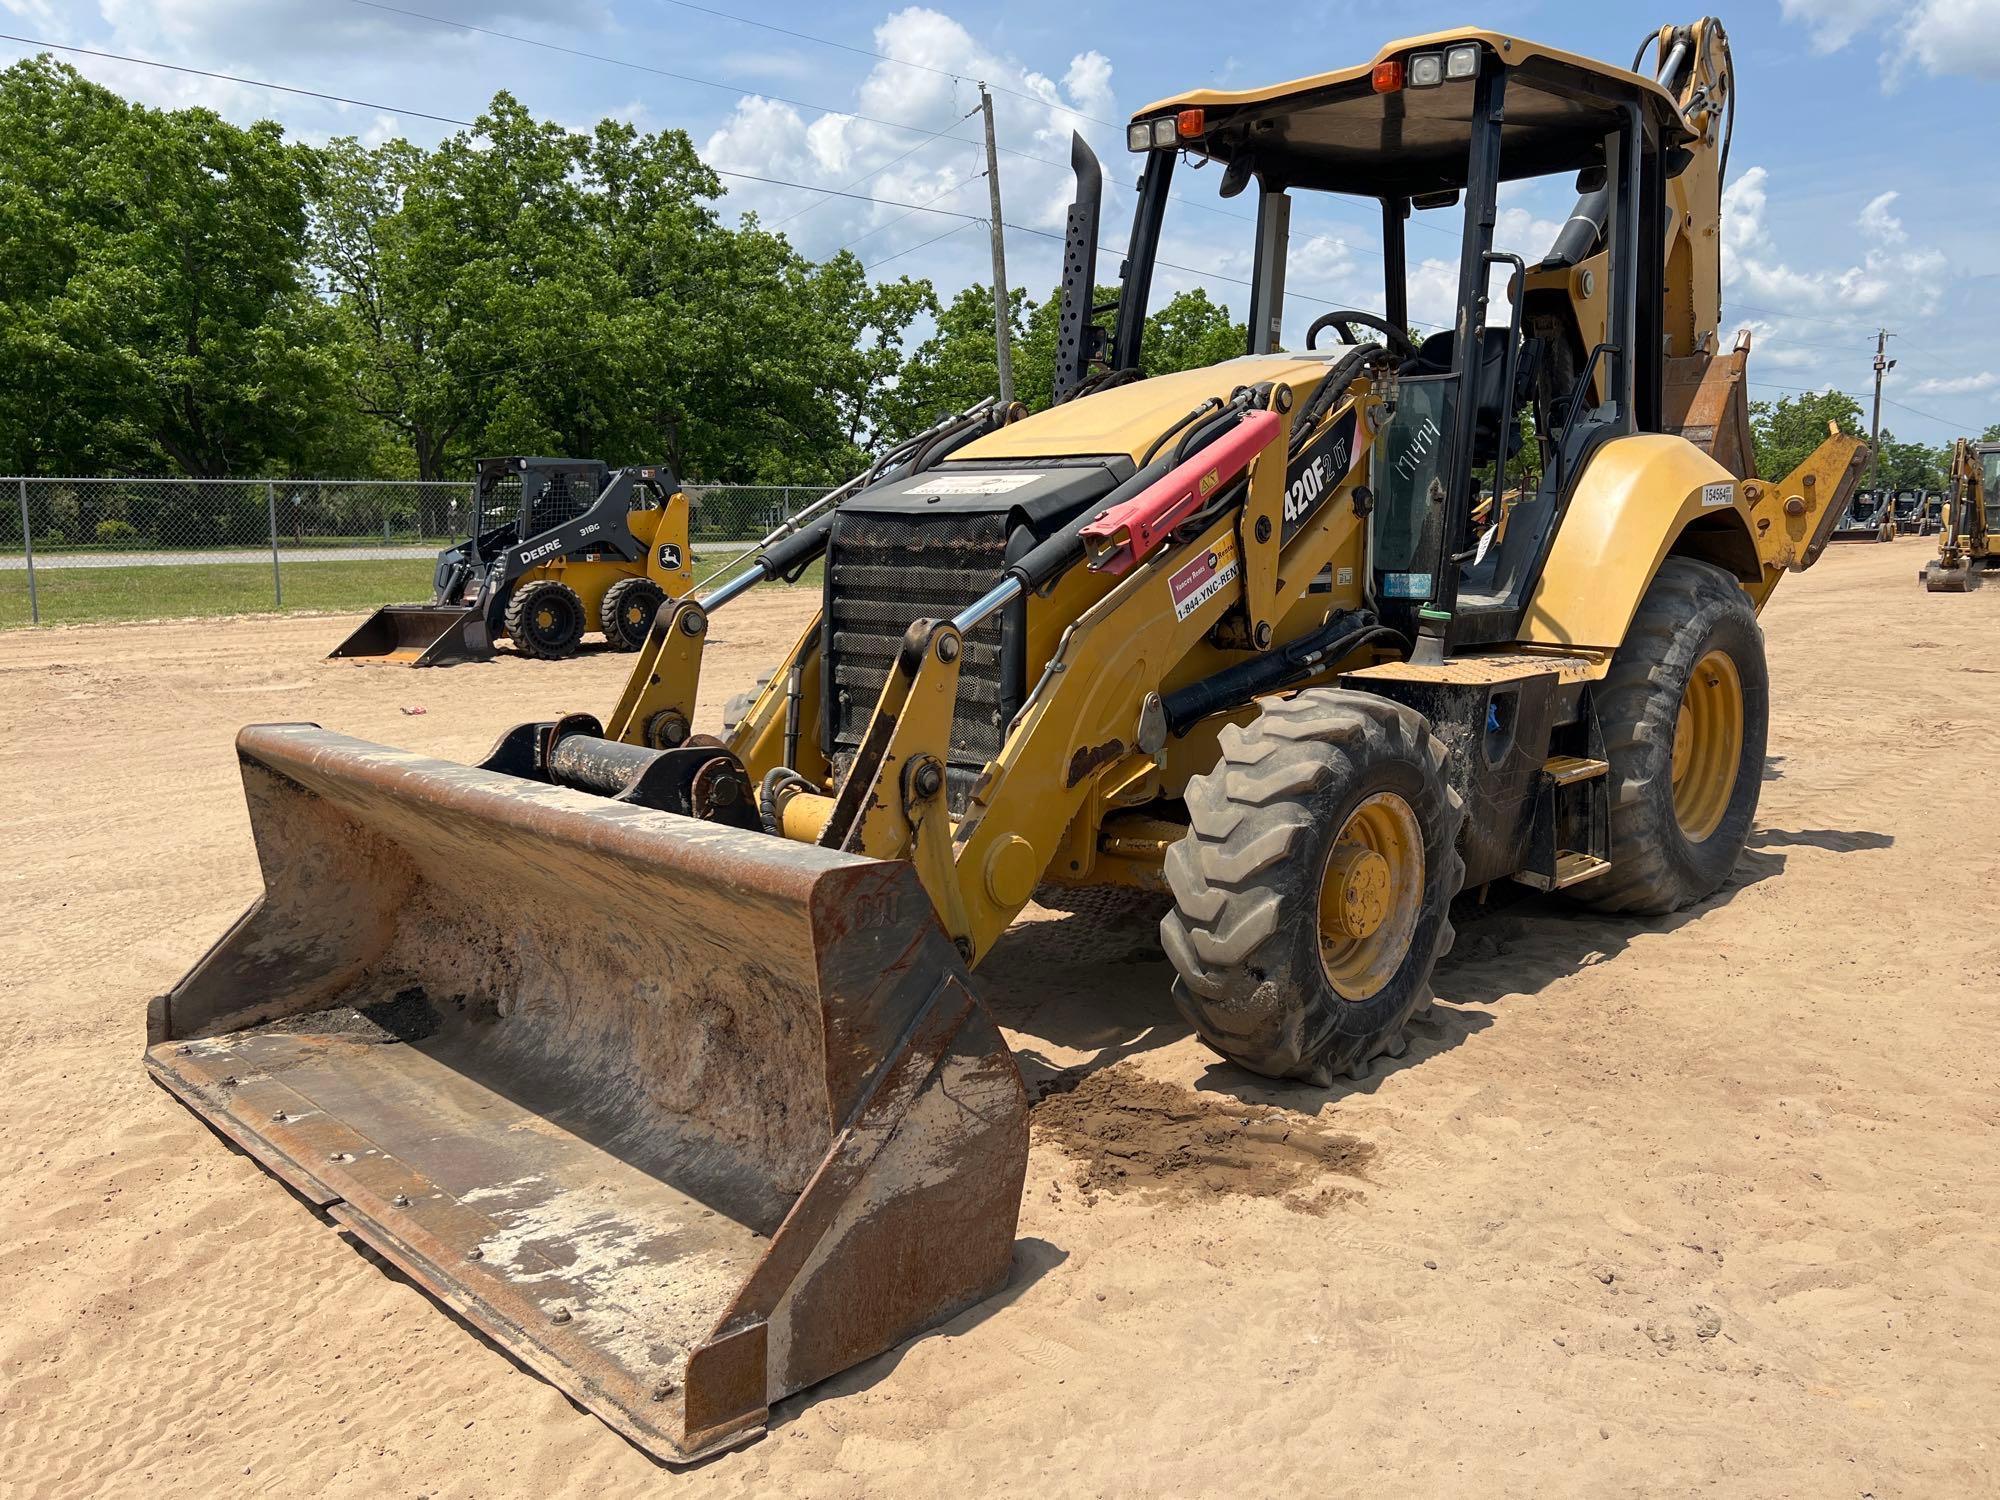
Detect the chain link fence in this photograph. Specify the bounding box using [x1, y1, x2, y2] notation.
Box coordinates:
[2, 477, 831, 628]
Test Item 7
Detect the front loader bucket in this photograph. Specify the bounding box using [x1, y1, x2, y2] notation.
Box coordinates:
[328, 604, 491, 666]
[145, 725, 1028, 1462]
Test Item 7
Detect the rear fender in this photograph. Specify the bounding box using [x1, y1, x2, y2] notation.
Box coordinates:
[1520, 434, 1745, 651]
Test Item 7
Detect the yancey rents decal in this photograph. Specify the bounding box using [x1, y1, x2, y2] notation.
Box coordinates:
[1169, 533, 1241, 621]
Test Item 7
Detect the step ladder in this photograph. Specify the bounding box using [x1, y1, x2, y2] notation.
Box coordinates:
[1514, 753, 1612, 891]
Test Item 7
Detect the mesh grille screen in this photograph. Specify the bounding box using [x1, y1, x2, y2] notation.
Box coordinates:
[477, 475, 522, 535]
[525, 471, 597, 532]
[826, 510, 1012, 784]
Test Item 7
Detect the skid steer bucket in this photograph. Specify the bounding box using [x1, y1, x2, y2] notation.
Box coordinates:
[145, 725, 1028, 1462]
[327, 604, 491, 666]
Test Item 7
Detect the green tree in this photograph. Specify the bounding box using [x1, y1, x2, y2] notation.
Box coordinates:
[312, 100, 931, 487]
[1139, 288, 1247, 379]
[1749, 389, 1866, 482]
[0, 58, 343, 481]
[1870, 430, 1947, 492]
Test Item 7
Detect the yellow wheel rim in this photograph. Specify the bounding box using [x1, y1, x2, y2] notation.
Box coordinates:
[1671, 648, 1743, 843]
[1318, 791, 1424, 1001]
[535, 606, 556, 631]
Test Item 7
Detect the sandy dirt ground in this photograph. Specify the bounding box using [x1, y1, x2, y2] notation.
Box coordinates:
[2, 540, 1996, 1499]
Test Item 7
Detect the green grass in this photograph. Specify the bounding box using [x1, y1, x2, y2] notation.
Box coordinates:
[0, 550, 821, 630]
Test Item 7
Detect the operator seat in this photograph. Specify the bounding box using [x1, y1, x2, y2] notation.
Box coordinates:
[1402, 328, 1544, 466]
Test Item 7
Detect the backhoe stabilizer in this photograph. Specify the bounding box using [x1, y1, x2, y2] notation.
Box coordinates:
[145, 724, 1027, 1463]
[1764, 430, 1872, 574]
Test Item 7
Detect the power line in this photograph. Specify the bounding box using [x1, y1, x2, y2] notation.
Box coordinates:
[337, 1, 986, 153]
[0, 31, 1447, 326]
[865, 221, 976, 273]
[0, 31, 470, 125]
[333, 0, 1262, 230]
[837, 167, 988, 254]
[776, 104, 980, 229]
[645, 0, 1119, 128]
[1746, 381, 1974, 431]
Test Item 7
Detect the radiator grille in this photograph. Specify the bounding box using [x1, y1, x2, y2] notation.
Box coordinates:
[826, 510, 1013, 792]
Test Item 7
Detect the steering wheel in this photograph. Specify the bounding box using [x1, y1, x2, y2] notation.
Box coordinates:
[1305, 310, 1419, 361]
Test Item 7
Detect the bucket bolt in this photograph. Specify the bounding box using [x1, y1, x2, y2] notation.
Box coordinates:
[645, 708, 690, 749]
[909, 757, 946, 801]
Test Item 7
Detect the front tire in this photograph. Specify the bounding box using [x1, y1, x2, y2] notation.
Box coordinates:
[1572, 557, 1768, 915]
[600, 575, 667, 650]
[1161, 689, 1466, 1085]
[504, 579, 586, 660]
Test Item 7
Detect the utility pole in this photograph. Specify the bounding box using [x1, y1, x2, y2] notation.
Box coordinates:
[1868, 328, 1896, 490]
[978, 83, 1014, 406]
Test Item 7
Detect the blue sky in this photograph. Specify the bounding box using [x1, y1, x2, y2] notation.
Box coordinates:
[5, 0, 1997, 442]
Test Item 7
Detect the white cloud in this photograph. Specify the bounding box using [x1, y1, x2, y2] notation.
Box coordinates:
[1857, 190, 1906, 245]
[702, 5, 1122, 276]
[1722, 166, 1771, 255]
[1779, 0, 1897, 53]
[1910, 371, 2000, 395]
[1897, 0, 2000, 78]
[1779, 0, 2000, 82]
[1723, 163, 1946, 321]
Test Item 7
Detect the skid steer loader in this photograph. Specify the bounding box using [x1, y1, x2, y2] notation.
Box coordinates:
[1921, 438, 1997, 590]
[150, 17, 1865, 1463]
[329, 456, 693, 665]
[1829, 486, 1896, 543]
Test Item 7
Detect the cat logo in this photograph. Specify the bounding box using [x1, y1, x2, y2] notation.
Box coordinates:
[657, 542, 684, 571]
[1199, 468, 1219, 497]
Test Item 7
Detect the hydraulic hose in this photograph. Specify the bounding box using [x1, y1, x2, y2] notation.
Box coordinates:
[1161, 614, 1407, 738]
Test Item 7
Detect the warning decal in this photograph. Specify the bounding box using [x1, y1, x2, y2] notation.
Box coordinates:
[1169, 534, 1240, 621]
[904, 471, 1041, 496]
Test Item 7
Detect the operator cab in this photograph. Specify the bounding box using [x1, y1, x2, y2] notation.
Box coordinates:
[1092, 31, 1696, 656]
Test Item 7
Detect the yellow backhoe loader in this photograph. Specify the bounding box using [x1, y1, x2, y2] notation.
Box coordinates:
[149, 17, 1864, 1462]
[1922, 438, 1998, 590]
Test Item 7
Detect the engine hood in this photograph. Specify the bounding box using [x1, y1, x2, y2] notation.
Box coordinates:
[949, 355, 1340, 465]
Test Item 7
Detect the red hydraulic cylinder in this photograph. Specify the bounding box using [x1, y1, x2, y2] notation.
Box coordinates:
[1078, 408, 1282, 576]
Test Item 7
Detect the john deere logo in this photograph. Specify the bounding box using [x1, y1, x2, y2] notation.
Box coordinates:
[1199, 468, 1219, 497]
[657, 543, 684, 570]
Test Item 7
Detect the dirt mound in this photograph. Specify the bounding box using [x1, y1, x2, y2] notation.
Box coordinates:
[1031, 1063, 1372, 1212]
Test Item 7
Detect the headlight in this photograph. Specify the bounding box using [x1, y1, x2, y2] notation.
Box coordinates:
[1445, 43, 1480, 79]
[1152, 116, 1178, 148]
[1127, 122, 1151, 152]
[1408, 52, 1443, 88]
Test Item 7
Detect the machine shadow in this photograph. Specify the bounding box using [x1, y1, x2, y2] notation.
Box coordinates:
[1748, 826, 1894, 853]
[978, 821, 1846, 1106]
[766, 1237, 1069, 1431]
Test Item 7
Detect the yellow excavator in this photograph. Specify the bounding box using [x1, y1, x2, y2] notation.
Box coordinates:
[1922, 438, 1998, 590]
[149, 17, 1863, 1462]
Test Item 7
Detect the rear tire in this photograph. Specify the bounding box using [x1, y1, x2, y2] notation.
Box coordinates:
[721, 672, 774, 738]
[1571, 557, 1768, 915]
[504, 579, 586, 660]
[600, 575, 667, 650]
[1161, 689, 1465, 1085]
